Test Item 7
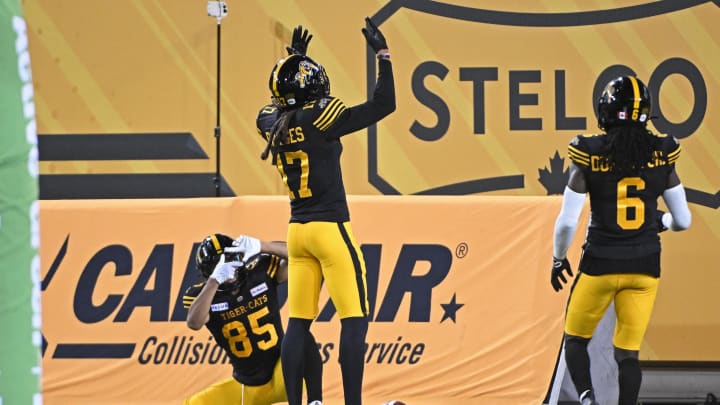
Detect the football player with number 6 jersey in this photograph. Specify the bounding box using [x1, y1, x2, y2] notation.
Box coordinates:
[550, 76, 692, 405]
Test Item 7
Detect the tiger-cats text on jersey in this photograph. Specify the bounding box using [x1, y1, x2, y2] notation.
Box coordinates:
[183, 253, 284, 386]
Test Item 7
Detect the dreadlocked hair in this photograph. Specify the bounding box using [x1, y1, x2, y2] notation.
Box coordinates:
[606, 125, 659, 178]
[260, 109, 295, 161]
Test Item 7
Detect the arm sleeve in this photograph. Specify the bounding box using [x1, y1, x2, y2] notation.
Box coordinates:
[661, 183, 691, 231]
[553, 186, 586, 259]
[325, 59, 396, 137]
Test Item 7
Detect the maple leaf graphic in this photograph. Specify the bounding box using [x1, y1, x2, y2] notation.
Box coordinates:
[538, 151, 569, 195]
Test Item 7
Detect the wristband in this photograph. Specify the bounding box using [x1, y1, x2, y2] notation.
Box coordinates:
[377, 52, 390, 60]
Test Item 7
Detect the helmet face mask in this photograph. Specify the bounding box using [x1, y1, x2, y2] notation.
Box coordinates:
[195, 234, 247, 288]
[596, 76, 651, 131]
[269, 54, 330, 109]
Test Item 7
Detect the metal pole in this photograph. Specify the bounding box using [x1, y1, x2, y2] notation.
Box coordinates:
[207, 1, 227, 197]
[214, 20, 221, 197]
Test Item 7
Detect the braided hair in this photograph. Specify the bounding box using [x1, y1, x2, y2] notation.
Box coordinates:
[606, 124, 660, 178]
[260, 109, 295, 161]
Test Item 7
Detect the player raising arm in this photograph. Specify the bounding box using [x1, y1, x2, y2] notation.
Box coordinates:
[249, 17, 395, 405]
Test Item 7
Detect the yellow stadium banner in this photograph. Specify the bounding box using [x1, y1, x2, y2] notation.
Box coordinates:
[41, 196, 584, 405]
[28, 2, 720, 402]
[26, 0, 719, 199]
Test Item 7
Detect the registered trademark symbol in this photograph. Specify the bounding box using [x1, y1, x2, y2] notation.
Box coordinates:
[455, 243, 468, 258]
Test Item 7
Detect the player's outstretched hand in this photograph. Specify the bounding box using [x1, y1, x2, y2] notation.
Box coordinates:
[361, 17, 388, 53]
[551, 256, 573, 292]
[287, 25, 312, 55]
[225, 235, 262, 260]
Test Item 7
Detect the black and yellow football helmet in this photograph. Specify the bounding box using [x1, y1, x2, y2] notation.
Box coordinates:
[268, 54, 330, 109]
[195, 234, 244, 282]
[597, 76, 652, 130]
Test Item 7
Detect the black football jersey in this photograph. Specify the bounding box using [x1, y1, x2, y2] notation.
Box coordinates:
[256, 59, 395, 223]
[183, 253, 284, 386]
[567, 132, 681, 260]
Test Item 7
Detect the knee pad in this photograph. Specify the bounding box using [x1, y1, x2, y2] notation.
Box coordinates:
[339, 317, 368, 360]
[614, 346, 639, 363]
[565, 334, 591, 349]
[340, 317, 368, 338]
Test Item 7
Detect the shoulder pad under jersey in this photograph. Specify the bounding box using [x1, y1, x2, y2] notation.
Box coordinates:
[182, 282, 205, 309]
[245, 253, 282, 282]
[660, 134, 681, 165]
[567, 134, 597, 167]
[299, 97, 347, 132]
[256, 104, 280, 141]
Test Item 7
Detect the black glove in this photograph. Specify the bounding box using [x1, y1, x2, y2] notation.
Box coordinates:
[286, 25, 312, 56]
[551, 257, 573, 292]
[361, 17, 388, 53]
[656, 210, 668, 233]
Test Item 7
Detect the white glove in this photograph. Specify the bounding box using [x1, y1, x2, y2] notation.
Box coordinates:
[224, 235, 262, 260]
[209, 255, 241, 284]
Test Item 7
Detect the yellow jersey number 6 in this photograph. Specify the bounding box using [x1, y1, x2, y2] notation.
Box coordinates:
[617, 177, 645, 230]
[276, 150, 312, 200]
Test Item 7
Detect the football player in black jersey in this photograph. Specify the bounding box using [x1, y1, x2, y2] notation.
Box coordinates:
[550, 76, 691, 405]
[253, 18, 395, 405]
[183, 233, 322, 405]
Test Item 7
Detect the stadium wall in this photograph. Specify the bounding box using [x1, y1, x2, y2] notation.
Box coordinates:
[40, 196, 578, 404]
[40, 196, 719, 404]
